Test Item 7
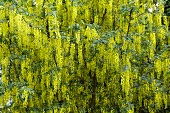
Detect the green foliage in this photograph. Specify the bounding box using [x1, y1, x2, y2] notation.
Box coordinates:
[0, 0, 170, 113]
[164, 0, 170, 16]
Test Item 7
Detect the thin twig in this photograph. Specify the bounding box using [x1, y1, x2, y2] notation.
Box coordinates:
[126, 8, 133, 37]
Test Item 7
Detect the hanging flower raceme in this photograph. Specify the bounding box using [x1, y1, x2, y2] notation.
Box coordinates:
[0, 0, 169, 112]
[22, 90, 29, 107]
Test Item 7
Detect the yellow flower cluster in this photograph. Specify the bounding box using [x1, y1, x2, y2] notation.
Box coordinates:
[0, 0, 169, 113]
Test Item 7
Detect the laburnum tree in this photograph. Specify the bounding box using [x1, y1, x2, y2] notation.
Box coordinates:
[0, 0, 170, 113]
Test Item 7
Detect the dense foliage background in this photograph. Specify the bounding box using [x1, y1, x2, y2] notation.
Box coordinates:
[0, 0, 170, 113]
